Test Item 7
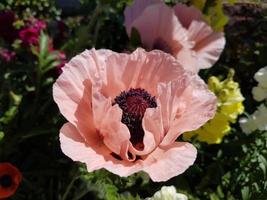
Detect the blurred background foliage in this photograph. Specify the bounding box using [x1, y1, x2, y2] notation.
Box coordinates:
[0, 0, 267, 199]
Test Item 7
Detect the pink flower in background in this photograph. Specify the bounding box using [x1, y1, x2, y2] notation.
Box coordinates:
[19, 19, 47, 47]
[53, 48, 216, 181]
[34, 20, 47, 30]
[124, 0, 225, 73]
[0, 48, 16, 62]
[19, 27, 40, 47]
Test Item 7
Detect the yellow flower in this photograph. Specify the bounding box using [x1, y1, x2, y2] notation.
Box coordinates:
[183, 69, 244, 144]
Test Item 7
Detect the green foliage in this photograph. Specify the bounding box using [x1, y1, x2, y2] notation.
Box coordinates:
[55, 167, 146, 200]
[226, 131, 267, 199]
[0, 0, 60, 19]
[0, 91, 22, 125]
[191, 0, 206, 10]
[0, 131, 4, 141]
[191, 0, 231, 31]
[205, 0, 229, 32]
[32, 32, 61, 75]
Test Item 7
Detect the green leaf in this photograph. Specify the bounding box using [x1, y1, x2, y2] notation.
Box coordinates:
[209, 193, 220, 200]
[0, 92, 22, 124]
[39, 32, 49, 58]
[258, 155, 267, 178]
[241, 186, 250, 200]
[0, 131, 4, 141]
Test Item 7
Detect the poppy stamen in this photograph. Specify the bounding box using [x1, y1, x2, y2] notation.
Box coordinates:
[114, 88, 157, 149]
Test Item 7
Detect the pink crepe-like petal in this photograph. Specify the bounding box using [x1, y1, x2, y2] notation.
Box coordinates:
[100, 104, 131, 156]
[175, 47, 198, 73]
[160, 75, 217, 146]
[131, 4, 188, 51]
[143, 108, 164, 146]
[53, 49, 115, 142]
[173, 4, 203, 28]
[74, 81, 100, 143]
[53, 48, 113, 126]
[143, 142, 197, 182]
[91, 86, 113, 129]
[188, 21, 226, 70]
[124, 0, 162, 35]
[60, 123, 142, 176]
[156, 77, 188, 136]
[102, 48, 186, 97]
[90, 87, 131, 158]
[101, 158, 143, 177]
[60, 123, 109, 171]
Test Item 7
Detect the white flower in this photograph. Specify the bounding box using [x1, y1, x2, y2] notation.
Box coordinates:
[146, 186, 188, 200]
[239, 104, 267, 134]
[254, 66, 267, 88]
[240, 67, 267, 134]
[239, 117, 257, 135]
[252, 86, 267, 102]
[253, 104, 267, 131]
[253, 66, 267, 101]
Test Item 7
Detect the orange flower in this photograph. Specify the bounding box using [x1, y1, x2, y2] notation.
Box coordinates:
[0, 163, 22, 199]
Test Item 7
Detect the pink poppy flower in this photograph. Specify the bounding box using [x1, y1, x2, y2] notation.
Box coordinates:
[53, 48, 216, 182]
[124, 0, 226, 73]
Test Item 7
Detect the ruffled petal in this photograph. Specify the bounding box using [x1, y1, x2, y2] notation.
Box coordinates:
[101, 158, 143, 177]
[175, 47, 199, 74]
[124, 0, 162, 35]
[102, 48, 186, 97]
[188, 21, 226, 70]
[74, 81, 99, 143]
[53, 48, 113, 127]
[156, 77, 188, 137]
[131, 4, 188, 51]
[60, 123, 109, 171]
[60, 123, 142, 176]
[90, 87, 131, 157]
[173, 4, 204, 28]
[143, 142, 197, 182]
[100, 104, 131, 156]
[161, 75, 217, 146]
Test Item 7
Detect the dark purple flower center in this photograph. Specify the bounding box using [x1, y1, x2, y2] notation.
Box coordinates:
[0, 174, 12, 188]
[114, 88, 157, 149]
